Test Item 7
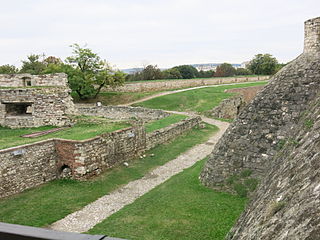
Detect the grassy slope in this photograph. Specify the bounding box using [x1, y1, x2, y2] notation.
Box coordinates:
[0, 124, 218, 227]
[134, 81, 267, 113]
[145, 114, 187, 133]
[89, 159, 247, 240]
[0, 116, 130, 150]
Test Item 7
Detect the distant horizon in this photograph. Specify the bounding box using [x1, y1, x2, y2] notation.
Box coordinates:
[1, 1, 319, 70]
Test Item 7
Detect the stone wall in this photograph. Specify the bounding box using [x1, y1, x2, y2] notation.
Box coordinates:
[0, 140, 58, 198]
[146, 116, 201, 150]
[200, 16, 320, 240]
[0, 73, 67, 87]
[105, 76, 269, 92]
[77, 105, 170, 121]
[0, 87, 77, 128]
[0, 116, 200, 198]
[209, 85, 264, 119]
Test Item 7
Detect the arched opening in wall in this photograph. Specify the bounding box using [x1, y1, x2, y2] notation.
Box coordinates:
[59, 164, 72, 179]
[22, 77, 32, 87]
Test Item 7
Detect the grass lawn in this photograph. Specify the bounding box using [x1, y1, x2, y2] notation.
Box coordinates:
[145, 114, 187, 133]
[0, 123, 218, 227]
[134, 81, 267, 114]
[0, 116, 130, 150]
[72, 91, 160, 106]
[89, 159, 247, 240]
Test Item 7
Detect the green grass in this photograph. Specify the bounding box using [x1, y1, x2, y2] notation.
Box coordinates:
[0, 123, 218, 227]
[134, 81, 267, 114]
[0, 116, 130, 149]
[145, 114, 188, 133]
[89, 159, 247, 240]
[72, 91, 160, 105]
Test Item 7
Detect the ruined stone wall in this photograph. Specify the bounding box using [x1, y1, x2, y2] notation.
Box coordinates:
[209, 85, 264, 119]
[146, 116, 201, 150]
[200, 17, 320, 188]
[0, 87, 77, 128]
[0, 140, 58, 198]
[77, 105, 170, 121]
[0, 73, 68, 87]
[227, 94, 320, 240]
[105, 76, 269, 92]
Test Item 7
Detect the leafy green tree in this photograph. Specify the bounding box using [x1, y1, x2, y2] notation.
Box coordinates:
[162, 68, 182, 79]
[172, 65, 198, 79]
[141, 65, 163, 80]
[66, 44, 125, 99]
[0, 64, 18, 74]
[20, 54, 46, 74]
[247, 54, 279, 75]
[214, 63, 236, 77]
[235, 68, 252, 76]
[197, 70, 215, 78]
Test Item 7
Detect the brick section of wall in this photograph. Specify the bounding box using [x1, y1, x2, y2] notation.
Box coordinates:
[77, 105, 170, 121]
[105, 76, 269, 92]
[146, 117, 201, 150]
[0, 73, 67, 87]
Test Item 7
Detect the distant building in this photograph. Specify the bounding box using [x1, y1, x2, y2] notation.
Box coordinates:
[192, 63, 242, 71]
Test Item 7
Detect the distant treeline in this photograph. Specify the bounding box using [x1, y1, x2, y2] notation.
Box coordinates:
[126, 54, 285, 81]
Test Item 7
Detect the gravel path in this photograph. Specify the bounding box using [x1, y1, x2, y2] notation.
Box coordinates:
[49, 116, 229, 233]
[121, 81, 262, 106]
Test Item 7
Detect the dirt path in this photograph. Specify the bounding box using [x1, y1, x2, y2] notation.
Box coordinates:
[49, 115, 229, 233]
[121, 81, 263, 106]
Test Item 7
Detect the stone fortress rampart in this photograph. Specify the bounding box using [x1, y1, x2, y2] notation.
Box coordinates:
[201, 16, 320, 239]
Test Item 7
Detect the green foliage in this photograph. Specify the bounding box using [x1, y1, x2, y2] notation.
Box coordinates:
[236, 67, 252, 76]
[266, 201, 286, 219]
[214, 63, 236, 77]
[89, 159, 247, 240]
[304, 119, 314, 129]
[0, 124, 217, 227]
[162, 68, 182, 79]
[226, 170, 259, 197]
[145, 114, 187, 133]
[0, 64, 18, 74]
[197, 69, 215, 78]
[247, 54, 279, 75]
[20, 54, 46, 74]
[172, 65, 198, 79]
[66, 44, 125, 99]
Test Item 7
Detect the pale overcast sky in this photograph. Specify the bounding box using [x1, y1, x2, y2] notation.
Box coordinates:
[0, 0, 319, 69]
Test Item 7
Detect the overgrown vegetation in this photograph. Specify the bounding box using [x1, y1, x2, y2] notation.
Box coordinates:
[134, 81, 267, 114]
[0, 124, 218, 227]
[226, 169, 259, 197]
[89, 159, 247, 240]
[145, 114, 187, 133]
[0, 116, 130, 149]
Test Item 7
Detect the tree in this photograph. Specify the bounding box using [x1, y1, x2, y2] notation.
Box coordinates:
[0, 64, 18, 74]
[247, 54, 279, 75]
[197, 70, 215, 78]
[162, 68, 182, 79]
[235, 68, 252, 76]
[214, 63, 236, 77]
[20, 54, 46, 74]
[66, 44, 125, 99]
[172, 65, 198, 79]
[141, 65, 163, 80]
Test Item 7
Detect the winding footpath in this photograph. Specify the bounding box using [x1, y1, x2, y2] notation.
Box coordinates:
[50, 115, 229, 233]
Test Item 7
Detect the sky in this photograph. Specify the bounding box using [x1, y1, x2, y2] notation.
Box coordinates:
[0, 0, 319, 69]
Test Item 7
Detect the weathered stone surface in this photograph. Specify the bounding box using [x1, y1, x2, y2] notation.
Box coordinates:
[77, 105, 170, 121]
[104, 76, 269, 92]
[0, 115, 200, 198]
[209, 95, 245, 119]
[200, 16, 320, 240]
[0, 73, 67, 87]
[0, 74, 76, 128]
